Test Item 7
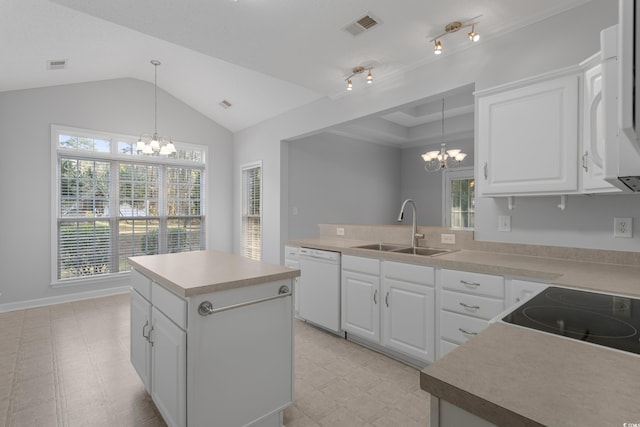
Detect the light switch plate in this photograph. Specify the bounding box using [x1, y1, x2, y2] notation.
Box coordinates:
[498, 215, 511, 232]
[614, 218, 632, 238]
[336, 227, 345, 236]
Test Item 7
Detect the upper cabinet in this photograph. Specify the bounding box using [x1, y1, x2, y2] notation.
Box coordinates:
[476, 70, 580, 196]
[580, 55, 621, 194]
[476, 61, 620, 198]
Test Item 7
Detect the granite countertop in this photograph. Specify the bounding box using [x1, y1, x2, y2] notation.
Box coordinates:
[129, 250, 300, 297]
[420, 323, 640, 427]
[286, 237, 640, 298]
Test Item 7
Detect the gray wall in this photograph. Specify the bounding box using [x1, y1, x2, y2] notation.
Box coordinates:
[287, 133, 400, 238]
[0, 78, 233, 306]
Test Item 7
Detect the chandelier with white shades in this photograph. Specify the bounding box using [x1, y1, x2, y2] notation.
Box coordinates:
[421, 98, 467, 172]
[136, 60, 177, 156]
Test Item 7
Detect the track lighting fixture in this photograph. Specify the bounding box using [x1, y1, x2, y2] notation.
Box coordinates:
[344, 66, 373, 91]
[430, 15, 481, 55]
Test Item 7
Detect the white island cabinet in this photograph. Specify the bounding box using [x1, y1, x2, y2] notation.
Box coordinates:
[129, 250, 300, 427]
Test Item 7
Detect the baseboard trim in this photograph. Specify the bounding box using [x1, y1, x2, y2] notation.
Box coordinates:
[0, 286, 130, 313]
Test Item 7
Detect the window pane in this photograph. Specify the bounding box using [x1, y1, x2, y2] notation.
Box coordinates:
[59, 220, 112, 279]
[119, 163, 159, 216]
[242, 165, 261, 260]
[118, 219, 160, 270]
[167, 218, 203, 253]
[167, 167, 202, 216]
[449, 176, 475, 230]
[59, 158, 110, 217]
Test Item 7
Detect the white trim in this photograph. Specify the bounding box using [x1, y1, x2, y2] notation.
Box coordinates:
[0, 286, 130, 313]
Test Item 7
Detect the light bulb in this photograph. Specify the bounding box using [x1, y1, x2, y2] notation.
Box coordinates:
[367, 70, 373, 84]
[166, 142, 177, 154]
[347, 79, 353, 91]
[434, 40, 442, 55]
[455, 153, 467, 161]
[447, 149, 461, 157]
[136, 139, 146, 151]
[468, 25, 480, 42]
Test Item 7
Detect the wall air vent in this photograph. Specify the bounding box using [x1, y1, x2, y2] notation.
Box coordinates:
[219, 100, 233, 109]
[47, 59, 67, 70]
[343, 14, 381, 36]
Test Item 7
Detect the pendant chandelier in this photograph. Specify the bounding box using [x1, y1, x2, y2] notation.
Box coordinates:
[421, 98, 467, 172]
[136, 60, 176, 156]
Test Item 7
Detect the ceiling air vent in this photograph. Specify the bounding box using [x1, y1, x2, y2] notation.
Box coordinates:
[47, 59, 67, 70]
[343, 14, 381, 36]
[219, 100, 233, 109]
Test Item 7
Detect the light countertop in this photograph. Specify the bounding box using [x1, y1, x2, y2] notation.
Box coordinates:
[286, 237, 640, 298]
[129, 250, 300, 297]
[420, 322, 640, 427]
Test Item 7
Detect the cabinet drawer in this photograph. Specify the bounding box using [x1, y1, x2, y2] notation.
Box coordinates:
[441, 290, 504, 320]
[441, 269, 504, 298]
[152, 282, 187, 330]
[130, 268, 152, 301]
[382, 261, 434, 286]
[440, 311, 489, 345]
[342, 255, 380, 275]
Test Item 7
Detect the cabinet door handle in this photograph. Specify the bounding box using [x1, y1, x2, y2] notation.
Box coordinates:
[589, 91, 604, 168]
[147, 326, 154, 346]
[385, 292, 390, 307]
[459, 302, 480, 310]
[142, 321, 150, 340]
[460, 280, 481, 287]
[373, 290, 378, 305]
[483, 162, 488, 180]
[582, 151, 589, 172]
[459, 327, 478, 336]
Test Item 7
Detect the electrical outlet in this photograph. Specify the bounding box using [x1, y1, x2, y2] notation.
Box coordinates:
[614, 217, 632, 238]
[292, 206, 298, 216]
[498, 215, 511, 232]
[336, 227, 345, 236]
[441, 234, 456, 244]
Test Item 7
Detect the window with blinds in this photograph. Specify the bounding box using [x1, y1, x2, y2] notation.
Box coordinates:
[53, 125, 206, 283]
[241, 162, 262, 260]
[444, 168, 475, 230]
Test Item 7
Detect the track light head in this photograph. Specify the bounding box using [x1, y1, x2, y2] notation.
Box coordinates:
[468, 24, 480, 42]
[434, 40, 443, 55]
[346, 79, 353, 91]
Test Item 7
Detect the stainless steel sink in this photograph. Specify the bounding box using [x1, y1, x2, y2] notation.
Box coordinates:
[354, 243, 411, 251]
[391, 247, 454, 257]
[353, 243, 454, 257]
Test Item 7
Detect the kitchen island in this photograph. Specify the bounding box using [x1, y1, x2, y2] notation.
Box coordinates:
[128, 250, 300, 427]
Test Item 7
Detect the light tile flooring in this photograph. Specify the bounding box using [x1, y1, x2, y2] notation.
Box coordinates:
[0, 294, 429, 427]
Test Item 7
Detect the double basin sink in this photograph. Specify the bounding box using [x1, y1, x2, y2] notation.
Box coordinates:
[353, 243, 454, 257]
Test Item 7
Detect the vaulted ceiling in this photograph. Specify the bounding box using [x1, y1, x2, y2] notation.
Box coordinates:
[1, 0, 591, 134]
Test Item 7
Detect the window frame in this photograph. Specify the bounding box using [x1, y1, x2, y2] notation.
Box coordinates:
[240, 161, 263, 260]
[442, 167, 475, 230]
[50, 124, 207, 286]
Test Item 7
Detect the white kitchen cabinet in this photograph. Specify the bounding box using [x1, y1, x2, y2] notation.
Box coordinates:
[506, 279, 547, 307]
[151, 306, 187, 427]
[580, 58, 621, 193]
[129, 262, 295, 427]
[439, 269, 504, 357]
[341, 256, 381, 342]
[130, 288, 152, 393]
[381, 261, 435, 363]
[476, 71, 580, 196]
[342, 255, 436, 364]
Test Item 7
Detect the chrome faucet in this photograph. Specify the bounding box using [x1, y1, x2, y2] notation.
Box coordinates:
[397, 199, 424, 249]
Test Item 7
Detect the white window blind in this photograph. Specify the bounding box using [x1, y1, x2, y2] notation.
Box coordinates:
[241, 162, 262, 260]
[53, 125, 206, 283]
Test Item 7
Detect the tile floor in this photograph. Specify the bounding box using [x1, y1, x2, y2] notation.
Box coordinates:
[0, 293, 430, 427]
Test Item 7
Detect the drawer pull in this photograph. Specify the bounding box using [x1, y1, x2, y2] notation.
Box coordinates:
[373, 290, 378, 305]
[459, 302, 480, 310]
[385, 292, 389, 307]
[460, 280, 481, 287]
[458, 327, 478, 336]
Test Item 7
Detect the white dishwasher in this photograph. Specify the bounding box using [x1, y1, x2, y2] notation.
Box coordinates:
[298, 247, 341, 334]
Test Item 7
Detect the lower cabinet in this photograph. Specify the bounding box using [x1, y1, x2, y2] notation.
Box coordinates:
[341, 255, 436, 364]
[130, 268, 293, 427]
[439, 269, 505, 358]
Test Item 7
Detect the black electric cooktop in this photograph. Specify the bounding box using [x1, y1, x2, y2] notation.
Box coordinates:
[503, 286, 640, 355]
